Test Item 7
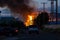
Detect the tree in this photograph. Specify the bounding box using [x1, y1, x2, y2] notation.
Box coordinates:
[34, 12, 49, 29]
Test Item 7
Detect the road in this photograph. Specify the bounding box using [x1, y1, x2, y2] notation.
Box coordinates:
[0, 31, 60, 40]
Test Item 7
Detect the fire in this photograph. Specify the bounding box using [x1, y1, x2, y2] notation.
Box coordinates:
[29, 16, 32, 20]
[25, 15, 34, 26]
[24, 11, 39, 26]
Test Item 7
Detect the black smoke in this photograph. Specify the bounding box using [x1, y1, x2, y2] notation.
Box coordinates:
[0, 0, 34, 14]
[0, 0, 35, 22]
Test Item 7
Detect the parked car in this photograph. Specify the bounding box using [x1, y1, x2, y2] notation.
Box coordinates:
[4, 26, 19, 36]
[0, 17, 19, 36]
[27, 25, 39, 34]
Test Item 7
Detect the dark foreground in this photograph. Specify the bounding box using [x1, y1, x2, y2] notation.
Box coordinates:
[0, 31, 60, 40]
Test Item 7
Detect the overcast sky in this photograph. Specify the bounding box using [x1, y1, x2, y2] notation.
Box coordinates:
[30, 0, 60, 8]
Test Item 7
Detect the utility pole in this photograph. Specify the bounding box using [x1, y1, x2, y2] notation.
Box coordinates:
[41, 2, 47, 12]
[56, 0, 58, 24]
[48, 0, 54, 22]
[41, 2, 47, 24]
[48, 0, 58, 24]
[51, 0, 54, 21]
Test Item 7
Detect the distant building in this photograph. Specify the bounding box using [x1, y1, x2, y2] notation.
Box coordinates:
[0, 6, 12, 17]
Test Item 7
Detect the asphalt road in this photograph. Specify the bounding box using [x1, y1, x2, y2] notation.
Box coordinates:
[0, 31, 60, 40]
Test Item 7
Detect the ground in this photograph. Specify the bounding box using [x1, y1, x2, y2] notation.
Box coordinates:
[44, 25, 60, 29]
[0, 31, 60, 40]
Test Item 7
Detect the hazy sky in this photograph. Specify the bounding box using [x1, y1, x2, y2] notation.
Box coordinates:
[30, 0, 60, 8]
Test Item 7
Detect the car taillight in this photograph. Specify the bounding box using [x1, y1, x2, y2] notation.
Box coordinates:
[15, 30, 18, 32]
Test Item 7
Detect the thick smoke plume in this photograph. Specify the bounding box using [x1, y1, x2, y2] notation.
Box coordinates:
[0, 0, 34, 13]
[0, 0, 38, 22]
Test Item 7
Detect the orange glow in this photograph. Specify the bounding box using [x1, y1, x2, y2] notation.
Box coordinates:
[24, 11, 39, 26]
[25, 15, 34, 26]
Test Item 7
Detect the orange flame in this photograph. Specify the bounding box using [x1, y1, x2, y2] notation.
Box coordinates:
[25, 15, 34, 26]
[24, 11, 39, 26]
